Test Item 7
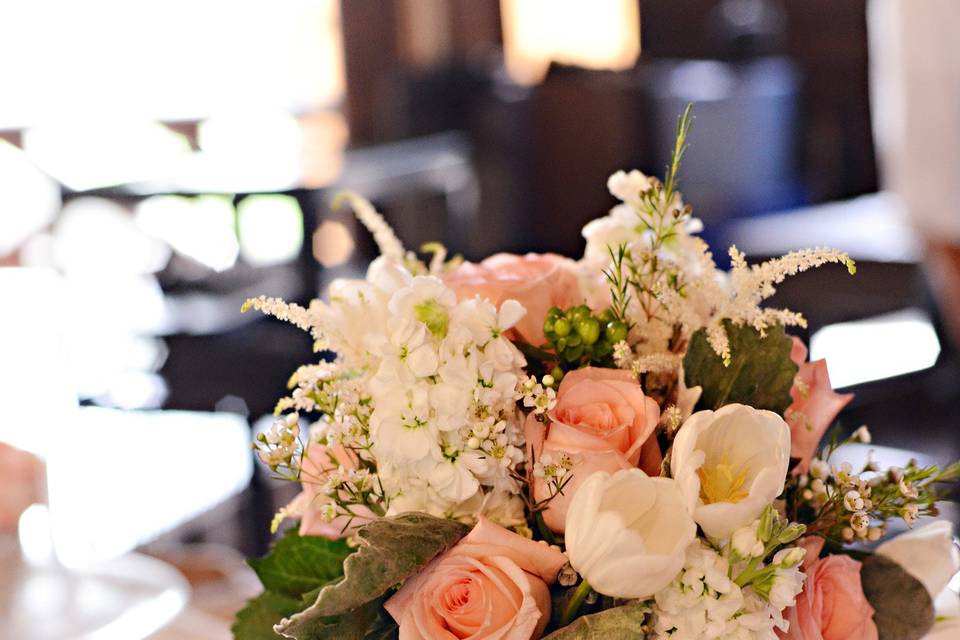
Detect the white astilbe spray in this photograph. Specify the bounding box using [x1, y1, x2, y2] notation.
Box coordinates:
[333, 191, 405, 261]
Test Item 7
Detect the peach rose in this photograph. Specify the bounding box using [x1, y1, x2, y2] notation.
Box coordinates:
[787, 337, 853, 474]
[0, 443, 42, 532]
[297, 442, 375, 539]
[385, 516, 566, 640]
[441, 253, 582, 346]
[526, 367, 661, 533]
[778, 536, 878, 640]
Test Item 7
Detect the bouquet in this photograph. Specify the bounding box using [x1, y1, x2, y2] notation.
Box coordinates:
[234, 107, 960, 640]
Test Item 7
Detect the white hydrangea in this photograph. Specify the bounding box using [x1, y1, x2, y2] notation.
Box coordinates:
[650, 541, 803, 640]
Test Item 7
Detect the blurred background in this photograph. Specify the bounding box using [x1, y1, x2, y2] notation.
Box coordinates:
[1, 1, 958, 638]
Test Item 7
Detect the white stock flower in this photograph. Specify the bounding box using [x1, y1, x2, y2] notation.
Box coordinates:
[731, 521, 765, 558]
[766, 566, 805, 610]
[651, 541, 792, 639]
[361, 275, 528, 517]
[565, 469, 697, 599]
[388, 275, 456, 338]
[671, 404, 791, 539]
[607, 169, 653, 207]
[581, 204, 642, 265]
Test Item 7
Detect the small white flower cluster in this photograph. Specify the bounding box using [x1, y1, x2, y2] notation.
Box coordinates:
[650, 541, 804, 640]
[520, 374, 557, 416]
[532, 451, 574, 495]
[799, 455, 887, 542]
[254, 413, 301, 470]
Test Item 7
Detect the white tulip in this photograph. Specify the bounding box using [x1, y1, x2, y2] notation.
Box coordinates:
[564, 469, 697, 599]
[877, 520, 960, 599]
[671, 404, 791, 539]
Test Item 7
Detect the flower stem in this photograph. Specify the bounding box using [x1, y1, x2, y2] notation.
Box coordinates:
[534, 511, 559, 546]
[560, 579, 592, 627]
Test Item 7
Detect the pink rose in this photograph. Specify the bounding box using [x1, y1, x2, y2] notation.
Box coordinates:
[787, 337, 853, 474]
[778, 536, 878, 640]
[0, 443, 42, 532]
[441, 253, 582, 346]
[297, 442, 375, 539]
[385, 516, 567, 640]
[526, 367, 661, 533]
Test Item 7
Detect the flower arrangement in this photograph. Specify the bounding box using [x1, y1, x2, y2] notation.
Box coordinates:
[234, 107, 960, 640]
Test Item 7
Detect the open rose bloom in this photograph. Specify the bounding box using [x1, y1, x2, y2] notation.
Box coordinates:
[385, 517, 567, 640]
[442, 253, 582, 346]
[525, 367, 661, 533]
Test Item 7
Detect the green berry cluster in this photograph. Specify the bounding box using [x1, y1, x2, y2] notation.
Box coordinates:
[543, 305, 628, 369]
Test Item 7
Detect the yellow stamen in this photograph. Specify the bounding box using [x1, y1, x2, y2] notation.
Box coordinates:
[698, 459, 750, 504]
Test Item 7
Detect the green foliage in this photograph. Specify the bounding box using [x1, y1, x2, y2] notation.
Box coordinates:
[275, 512, 469, 639]
[232, 591, 304, 640]
[860, 554, 935, 640]
[683, 321, 798, 415]
[233, 528, 353, 640]
[542, 601, 650, 639]
[248, 528, 352, 598]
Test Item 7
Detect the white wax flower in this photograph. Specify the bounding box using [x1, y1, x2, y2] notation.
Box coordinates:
[877, 520, 960, 600]
[671, 404, 791, 539]
[564, 469, 696, 599]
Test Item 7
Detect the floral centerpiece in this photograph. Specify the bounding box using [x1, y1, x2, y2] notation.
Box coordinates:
[233, 108, 960, 640]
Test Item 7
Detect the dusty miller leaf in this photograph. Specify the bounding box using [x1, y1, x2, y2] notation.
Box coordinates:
[683, 321, 797, 415]
[860, 554, 935, 640]
[276, 512, 469, 639]
[248, 527, 352, 598]
[542, 601, 650, 639]
[273, 598, 386, 640]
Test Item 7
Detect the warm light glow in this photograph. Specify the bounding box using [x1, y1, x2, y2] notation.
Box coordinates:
[0, 0, 345, 128]
[810, 308, 941, 388]
[501, 0, 641, 85]
[18, 504, 56, 567]
[23, 118, 190, 192]
[237, 194, 305, 267]
[313, 219, 356, 267]
[136, 195, 239, 272]
[0, 141, 60, 255]
[47, 408, 253, 567]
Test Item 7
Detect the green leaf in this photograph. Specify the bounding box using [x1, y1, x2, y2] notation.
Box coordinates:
[542, 601, 650, 639]
[683, 321, 798, 415]
[860, 554, 935, 640]
[276, 512, 470, 639]
[249, 527, 352, 598]
[233, 591, 303, 640]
